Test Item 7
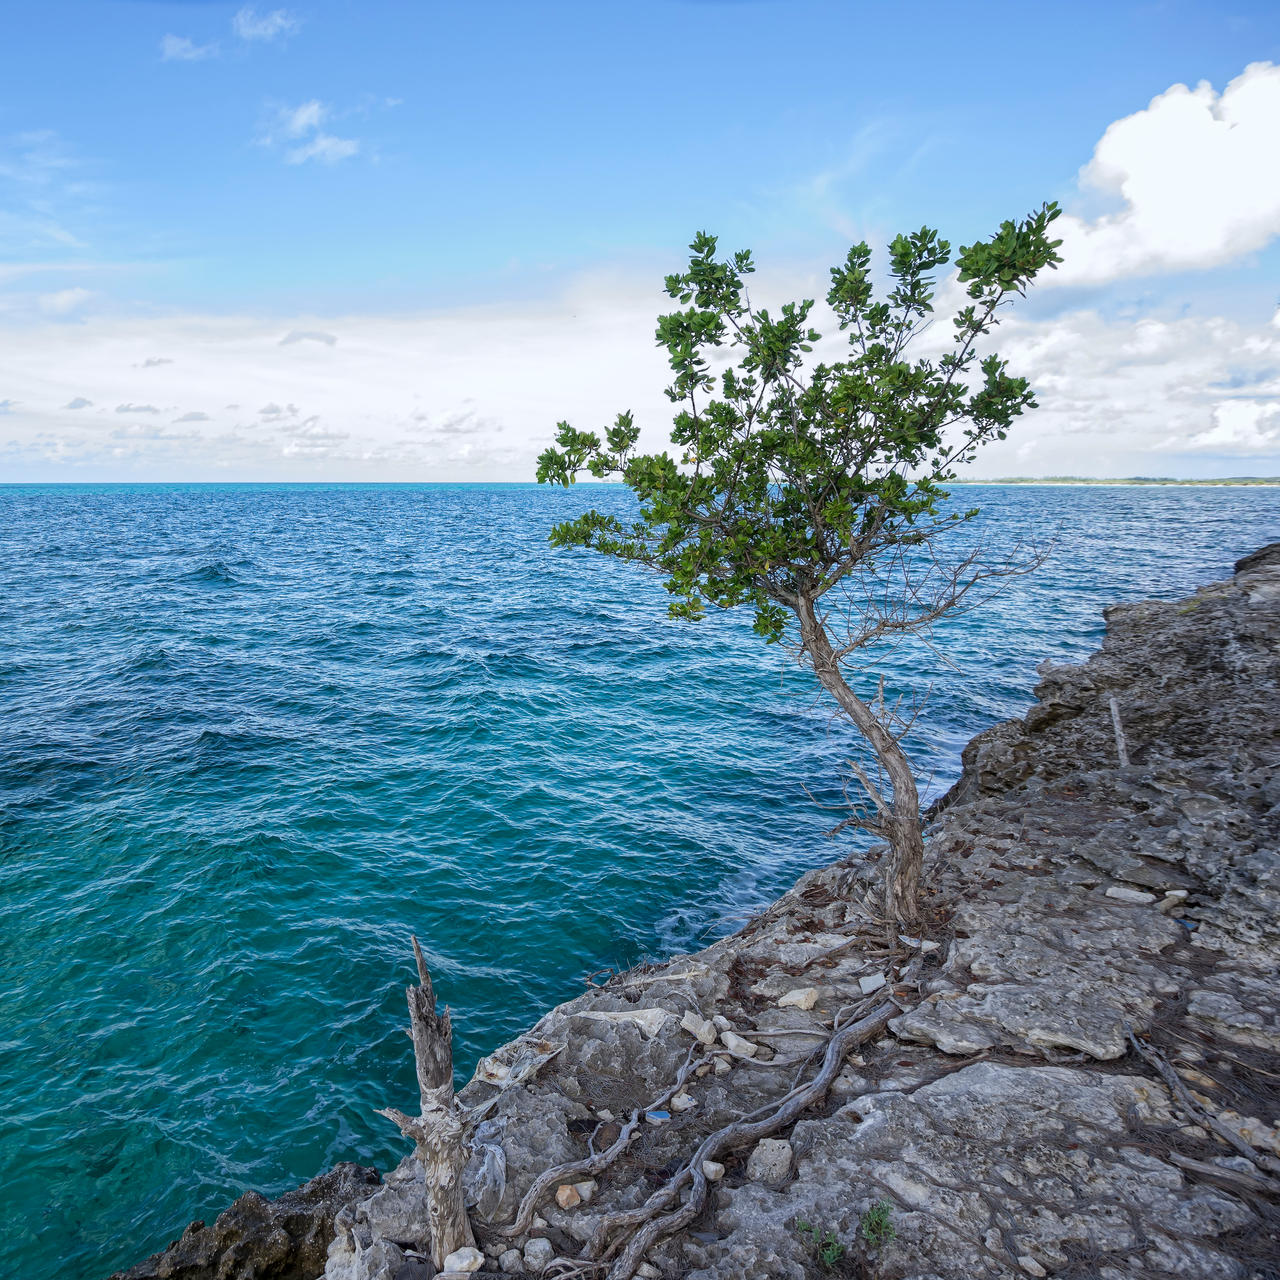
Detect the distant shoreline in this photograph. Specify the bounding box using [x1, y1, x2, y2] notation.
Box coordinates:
[954, 477, 1280, 487]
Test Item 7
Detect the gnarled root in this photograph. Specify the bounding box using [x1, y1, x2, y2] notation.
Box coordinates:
[592, 1000, 898, 1280]
[498, 1046, 702, 1238]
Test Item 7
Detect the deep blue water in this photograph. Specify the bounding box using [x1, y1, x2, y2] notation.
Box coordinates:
[1, 482, 1277, 1279]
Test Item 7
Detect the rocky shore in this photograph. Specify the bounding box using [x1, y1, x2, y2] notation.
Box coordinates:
[113, 546, 1280, 1280]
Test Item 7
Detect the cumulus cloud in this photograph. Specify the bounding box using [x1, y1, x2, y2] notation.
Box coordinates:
[140, 356, 173, 367]
[3, 268, 1274, 481]
[0, 399, 18, 413]
[1055, 61, 1280, 285]
[173, 411, 211, 423]
[115, 402, 160, 414]
[279, 329, 337, 346]
[64, 397, 92, 409]
[233, 7, 301, 41]
[160, 34, 219, 62]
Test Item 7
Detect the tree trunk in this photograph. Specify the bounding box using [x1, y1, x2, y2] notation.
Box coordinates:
[796, 596, 923, 926]
[376, 937, 475, 1268]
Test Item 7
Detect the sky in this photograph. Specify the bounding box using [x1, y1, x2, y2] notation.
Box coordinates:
[1, 0, 1279, 481]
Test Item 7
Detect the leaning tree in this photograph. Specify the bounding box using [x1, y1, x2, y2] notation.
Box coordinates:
[537, 205, 1062, 925]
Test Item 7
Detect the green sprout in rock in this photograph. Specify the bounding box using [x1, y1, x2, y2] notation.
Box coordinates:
[795, 1219, 847, 1269]
[859, 1199, 897, 1248]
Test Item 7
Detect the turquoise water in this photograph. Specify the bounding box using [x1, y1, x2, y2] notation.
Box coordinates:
[1, 482, 1277, 1279]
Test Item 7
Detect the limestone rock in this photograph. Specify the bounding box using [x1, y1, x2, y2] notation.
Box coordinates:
[745, 1138, 793, 1184]
[523, 1236, 555, 1274]
[777, 987, 818, 1010]
[441, 1245, 484, 1272]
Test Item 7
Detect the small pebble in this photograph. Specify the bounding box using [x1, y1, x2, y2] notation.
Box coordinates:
[680, 1010, 717, 1044]
[695, 1062, 712, 1077]
[713, 1055, 732, 1075]
[712, 1014, 732, 1031]
[524, 1236, 555, 1274]
[441, 1246, 484, 1273]
[1158, 889, 1189, 914]
[702, 1159, 725, 1182]
[499, 1248, 524, 1274]
[596, 1107, 615, 1121]
[720, 1030, 758, 1058]
[555, 1183, 582, 1209]
[1105, 884, 1157, 904]
[777, 987, 819, 1010]
[636, 1264, 662, 1279]
[1018, 1257, 1047, 1278]
[670, 1090, 695, 1112]
[573, 1178, 598, 1203]
[531, 1215, 548, 1230]
[859, 973, 887, 995]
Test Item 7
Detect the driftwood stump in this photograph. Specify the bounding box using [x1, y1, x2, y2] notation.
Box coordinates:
[377, 936, 475, 1268]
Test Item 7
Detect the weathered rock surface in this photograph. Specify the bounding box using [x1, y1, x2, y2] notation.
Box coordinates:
[118, 547, 1280, 1280]
[108, 1163, 380, 1280]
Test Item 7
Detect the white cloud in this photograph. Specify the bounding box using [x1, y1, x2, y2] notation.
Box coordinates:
[233, 7, 301, 42]
[1184, 400, 1280, 453]
[1, 267, 1276, 481]
[286, 134, 359, 165]
[38, 287, 92, 315]
[1055, 61, 1280, 285]
[282, 100, 326, 137]
[115, 402, 160, 414]
[140, 356, 173, 368]
[173, 411, 212, 423]
[65, 397, 92, 409]
[262, 101, 359, 165]
[280, 329, 338, 346]
[160, 34, 219, 62]
[0, 399, 18, 413]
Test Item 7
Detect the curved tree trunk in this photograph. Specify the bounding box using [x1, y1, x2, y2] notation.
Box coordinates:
[796, 596, 923, 926]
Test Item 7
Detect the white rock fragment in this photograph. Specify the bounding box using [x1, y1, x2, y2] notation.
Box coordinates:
[531, 1215, 548, 1230]
[713, 1055, 732, 1075]
[746, 1137, 793, 1183]
[859, 973, 887, 995]
[636, 1264, 662, 1279]
[695, 1062, 712, 1077]
[702, 1159, 725, 1181]
[1105, 884, 1157, 904]
[712, 1013, 732, 1031]
[499, 1248, 525, 1274]
[573, 1178, 598, 1203]
[670, 1090, 695, 1112]
[524, 1236, 555, 1274]
[1158, 889, 1189, 914]
[777, 987, 819, 1010]
[596, 1108, 615, 1121]
[1018, 1256, 1048, 1278]
[720, 1030, 759, 1058]
[575, 1008, 671, 1039]
[680, 1010, 717, 1044]
[441, 1246, 484, 1273]
[899, 934, 941, 952]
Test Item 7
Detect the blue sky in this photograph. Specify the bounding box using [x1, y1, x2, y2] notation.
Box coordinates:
[2, 0, 1279, 480]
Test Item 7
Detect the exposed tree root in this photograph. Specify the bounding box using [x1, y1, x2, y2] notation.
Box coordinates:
[588, 1000, 898, 1280]
[497, 1046, 702, 1238]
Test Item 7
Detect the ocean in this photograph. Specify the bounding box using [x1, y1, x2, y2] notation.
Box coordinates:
[1, 481, 1277, 1278]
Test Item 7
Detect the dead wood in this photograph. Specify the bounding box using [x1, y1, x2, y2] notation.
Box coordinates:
[376, 936, 476, 1268]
